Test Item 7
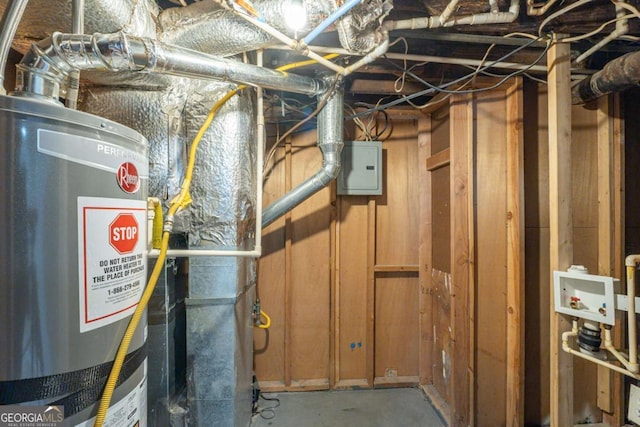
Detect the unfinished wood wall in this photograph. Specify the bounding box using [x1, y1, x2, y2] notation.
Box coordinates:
[255, 113, 425, 391]
[523, 82, 624, 425]
[255, 78, 628, 426]
[422, 79, 524, 427]
[255, 130, 333, 390]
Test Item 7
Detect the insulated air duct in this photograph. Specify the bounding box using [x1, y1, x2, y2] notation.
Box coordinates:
[572, 50, 640, 104]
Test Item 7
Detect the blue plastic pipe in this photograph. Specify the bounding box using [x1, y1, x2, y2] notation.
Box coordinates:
[302, 0, 362, 45]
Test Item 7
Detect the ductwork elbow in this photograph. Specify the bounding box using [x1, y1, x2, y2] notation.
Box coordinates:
[262, 83, 344, 228]
[14, 32, 147, 101]
[572, 50, 640, 104]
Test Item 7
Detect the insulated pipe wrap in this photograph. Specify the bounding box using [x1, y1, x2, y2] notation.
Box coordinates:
[572, 50, 640, 104]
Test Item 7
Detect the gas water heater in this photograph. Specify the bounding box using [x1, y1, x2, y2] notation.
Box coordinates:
[0, 94, 149, 426]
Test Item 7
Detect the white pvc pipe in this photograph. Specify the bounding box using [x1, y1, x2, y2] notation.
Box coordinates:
[574, 4, 628, 64]
[626, 254, 640, 370]
[439, 0, 461, 26]
[283, 44, 548, 72]
[603, 328, 637, 372]
[341, 32, 389, 76]
[562, 319, 640, 378]
[564, 342, 640, 379]
[489, 0, 499, 14]
[449, 0, 519, 26]
[255, 49, 264, 256]
[233, 11, 345, 74]
[384, 0, 519, 30]
[149, 249, 261, 258]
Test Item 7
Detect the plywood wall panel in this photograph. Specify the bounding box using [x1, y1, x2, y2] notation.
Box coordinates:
[290, 141, 331, 385]
[374, 275, 420, 381]
[336, 196, 369, 384]
[375, 120, 420, 266]
[523, 82, 605, 425]
[431, 108, 451, 153]
[572, 103, 599, 229]
[255, 146, 286, 385]
[474, 92, 508, 427]
[432, 269, 452, 403]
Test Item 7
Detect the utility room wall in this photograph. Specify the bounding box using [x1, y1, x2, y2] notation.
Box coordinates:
[254, 111, 426, 391]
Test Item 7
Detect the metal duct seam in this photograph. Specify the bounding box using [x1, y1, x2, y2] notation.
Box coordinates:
[262, 79, 344, 227]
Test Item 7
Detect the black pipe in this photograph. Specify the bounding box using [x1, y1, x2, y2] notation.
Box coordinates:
[572, 50, 640, 104]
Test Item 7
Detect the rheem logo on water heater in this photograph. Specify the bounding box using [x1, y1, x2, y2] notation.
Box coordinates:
[109, 213, 139, 254]
[116, 162, 140, 193]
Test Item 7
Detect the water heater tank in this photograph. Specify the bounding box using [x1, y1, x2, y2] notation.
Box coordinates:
[0, 95, 149, 426]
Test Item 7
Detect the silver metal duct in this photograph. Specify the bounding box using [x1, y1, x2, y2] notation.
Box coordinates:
[158, 0, 334, 56]
[14, 32, 325, 101]
[262, 80, 344, 227]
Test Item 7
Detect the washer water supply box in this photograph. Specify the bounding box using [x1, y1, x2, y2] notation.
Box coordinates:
[553, 267, 618, 326]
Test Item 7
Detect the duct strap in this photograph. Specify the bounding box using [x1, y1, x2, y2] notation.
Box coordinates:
[0, 343, 147, 416]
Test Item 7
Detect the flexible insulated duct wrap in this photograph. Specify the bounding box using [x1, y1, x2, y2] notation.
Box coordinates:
[177, 80, 257, 249]
[0, 0, 158, 48]
[78, 84, 188, 201]
[158, 0, 334, 56]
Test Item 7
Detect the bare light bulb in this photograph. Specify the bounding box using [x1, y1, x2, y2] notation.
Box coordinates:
[284, 0, 307, 32]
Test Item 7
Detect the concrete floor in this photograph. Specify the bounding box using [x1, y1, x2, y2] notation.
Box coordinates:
[250, 387, 446, 427]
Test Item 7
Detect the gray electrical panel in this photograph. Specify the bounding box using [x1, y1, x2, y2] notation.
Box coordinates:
[337, 140, 383, 195]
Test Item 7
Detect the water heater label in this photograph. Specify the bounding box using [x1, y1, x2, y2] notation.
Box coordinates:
[78, 197, 147, 333]
[76, 359, 147, 427]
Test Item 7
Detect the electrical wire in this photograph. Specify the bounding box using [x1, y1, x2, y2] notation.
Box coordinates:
[560, 13, 635, 43]
[347, 36, 548, 120]
[384, 40, 549, 95]
[611, 0, 640, 20]
[252, 393, 281, 420]
[276, 53, 340, 72]
[538, 0, 595, 36]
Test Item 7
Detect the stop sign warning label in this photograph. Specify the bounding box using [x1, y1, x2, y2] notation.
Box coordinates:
[78, 197, 147, 333]
[110, 213, 139, 254]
